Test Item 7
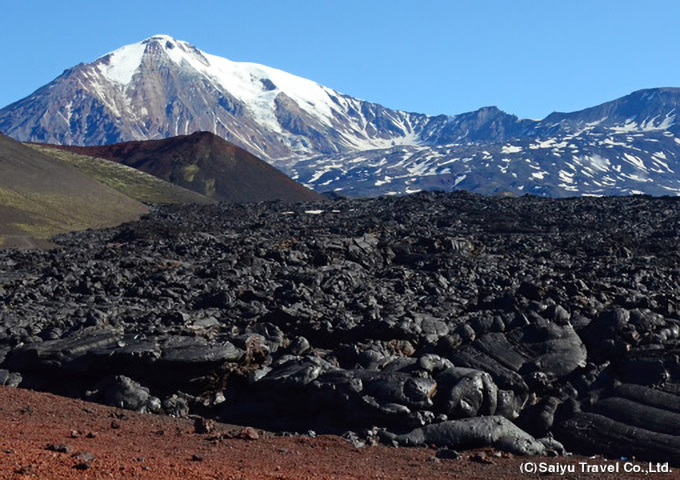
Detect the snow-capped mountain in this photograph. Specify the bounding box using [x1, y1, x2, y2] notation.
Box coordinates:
[285, 88, 680, 197]
[0, 35, 446, 161]
[1, 35, 680, 198]
[0, 35, 582, 164]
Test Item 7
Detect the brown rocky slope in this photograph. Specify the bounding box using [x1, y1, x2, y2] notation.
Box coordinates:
[52, 131, 322, 203]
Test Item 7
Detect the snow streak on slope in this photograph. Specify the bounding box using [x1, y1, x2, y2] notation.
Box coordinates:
[286, 127, 680, 198]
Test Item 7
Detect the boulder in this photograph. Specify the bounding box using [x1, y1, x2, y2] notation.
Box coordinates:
[91, 375, 161, 413]
[393, 416, 545, 456]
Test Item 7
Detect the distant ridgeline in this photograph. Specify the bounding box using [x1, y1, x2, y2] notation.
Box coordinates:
[0, 35, 679, 197]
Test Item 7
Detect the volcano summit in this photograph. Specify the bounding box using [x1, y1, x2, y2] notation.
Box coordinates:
[2, 35, 680, 197]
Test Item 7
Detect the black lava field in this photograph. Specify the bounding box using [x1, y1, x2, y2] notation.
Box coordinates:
[2, 191, 680, 461]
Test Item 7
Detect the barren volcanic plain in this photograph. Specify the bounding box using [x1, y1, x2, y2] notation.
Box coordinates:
[2, 191, 680, 480]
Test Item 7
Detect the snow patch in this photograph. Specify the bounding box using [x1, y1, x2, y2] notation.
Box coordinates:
[438, 157, 461, 166]
[529, 139, 556, 149]
[640, 112, 676, 131]
[602, 137, 629, 148]
[651, 152, 673, 172]
[97, 42, 147, 85]
[375, 176, 393, 186]
[559, 170, 574, 184]
[611, 119, 639, 133]
[501, 145, 523, 154]
[623, 153, 646, 171]
[588, 154, 610, 172]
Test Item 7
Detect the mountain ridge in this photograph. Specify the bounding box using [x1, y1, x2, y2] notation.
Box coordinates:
[1, 35, 680, 198]
[0, 35, 441, 160]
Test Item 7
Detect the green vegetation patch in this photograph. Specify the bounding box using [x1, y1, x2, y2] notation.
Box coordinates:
[183, 163, 200, 182]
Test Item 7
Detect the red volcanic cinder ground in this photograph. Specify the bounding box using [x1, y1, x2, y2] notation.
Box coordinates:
[0, 386, 675, 480]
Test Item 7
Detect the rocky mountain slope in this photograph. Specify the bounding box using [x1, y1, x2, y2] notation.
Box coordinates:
[51, 131, 322, 203]
[0, 35, 443, 161]
[0, 133, 148, 246]
[1, 35, 679, 197]
[289, 88, 680, 197]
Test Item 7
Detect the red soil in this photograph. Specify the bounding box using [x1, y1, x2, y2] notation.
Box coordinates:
[0, 386, 676, 480]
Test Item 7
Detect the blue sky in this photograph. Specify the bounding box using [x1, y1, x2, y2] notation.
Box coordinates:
[1, 1, 678, 119]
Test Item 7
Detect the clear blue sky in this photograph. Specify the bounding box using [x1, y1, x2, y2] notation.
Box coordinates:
[1, 1, 678, 119]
